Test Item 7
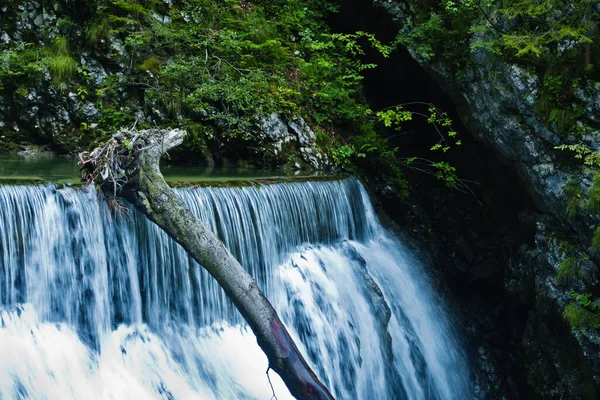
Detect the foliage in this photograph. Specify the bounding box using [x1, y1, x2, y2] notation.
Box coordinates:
[330, 144, 359, 170]
[1, 1, 372, 141]
[500, 0, 595, 59]
[376, 106, 413, 128]
[0, 0, 475, 197]
[325, 102, 464, 190]
[43, 36, 77, 91]
[402, 0, 599, 143]
[557, 256, 579, 285]
[558, 170, 600, 253]
[97, 107, 136, 134]
[555, 144, 600, 167]
[0, 44, 44, 99]
[592, 227, 600, 253]
[587, 173, 600, 213]
[563, 178, 584, 219]
[396, 14, 446, 61]
[439, 0, 596, 61]
[563, 291, 600, 330]
[443, 0, 493, 13]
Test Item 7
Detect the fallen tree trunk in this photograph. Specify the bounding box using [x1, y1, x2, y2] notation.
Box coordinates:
[79, 128, 334, 400]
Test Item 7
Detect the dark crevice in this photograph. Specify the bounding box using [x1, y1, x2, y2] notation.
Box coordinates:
[329, 1, 552, 397]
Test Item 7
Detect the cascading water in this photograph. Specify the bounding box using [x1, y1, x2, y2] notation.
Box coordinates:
[0, 177, 472, 399]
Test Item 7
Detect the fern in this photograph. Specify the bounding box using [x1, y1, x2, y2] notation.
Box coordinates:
[562, 179, 583, 219]
[44, 36, 77, 90]
[564, 291, 600, 330]
[557, 256, 578, 285]
[563, 303, 588, 330]
[592, 228, 600, 253]
[587, 174, 600, 213]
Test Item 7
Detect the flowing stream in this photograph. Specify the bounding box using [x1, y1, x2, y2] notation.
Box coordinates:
[0, 177, 472, 399]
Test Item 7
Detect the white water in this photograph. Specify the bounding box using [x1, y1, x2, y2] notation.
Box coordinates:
[0, 178, 472, 399]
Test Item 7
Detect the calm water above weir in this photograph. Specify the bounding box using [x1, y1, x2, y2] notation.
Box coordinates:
[0, 175, 473, 399]
[0, 156, 322, 184]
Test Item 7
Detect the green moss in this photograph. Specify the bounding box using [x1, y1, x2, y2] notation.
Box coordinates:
[564, 179, 584, 219]
[138, 56, 162, 73]
[44, 36, 77, 90]
[548, 108, 581, 136]
[564, 291, 600, 330]
[563, 302, 600, 331]
[587, 174, 600, 213]
[564, 303, 593, 330]
[591, 227, 600, 253]
[0, 135, 19, 154]
[166, 175, 348, 189]
[557, 256, 579, 285]
[0, 178, 47, 185]
[557, 239, 575, 256]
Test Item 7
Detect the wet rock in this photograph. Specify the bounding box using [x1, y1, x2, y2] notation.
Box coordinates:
[372, 0, 598, 247]
[287, 117, 326, 169]
[259, 114, 327, 169]
[109, 37, 127, 59]
[262, 113, 289, 140]
[81, 56, 108, 86]
[81, 102, 100, 119]
[0, 31, 11, 44]
[16, 144, 55, 158]
[288, 118, 316, 147]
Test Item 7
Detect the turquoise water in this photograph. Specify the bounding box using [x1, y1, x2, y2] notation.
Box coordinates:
[0, 156, 81, 184]
[0, 156, 322, 184]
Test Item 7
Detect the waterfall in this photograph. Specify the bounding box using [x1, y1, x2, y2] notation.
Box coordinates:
[0, 178, 472, 399]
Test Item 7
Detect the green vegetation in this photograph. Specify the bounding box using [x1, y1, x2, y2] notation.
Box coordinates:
[557, 256, 580, 286]
[556, 232, 600, 331]
[564, 179, 584, 219]
[554, 238, 588, 286]
[44, 36, 77, 91]
[402, 0, 599, 142]
[563, 291, 600, 330]
[0, 1, 596, 195]
[415, 0, 600, 260]
[397, 1, 600, 332]
[592, 227, 600, 253]
[399, 0, 600, 232]
[4, 0, 384, 138]
[0, 0, 468, 195]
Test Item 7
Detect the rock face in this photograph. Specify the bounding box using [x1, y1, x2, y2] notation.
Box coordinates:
[16, 144, 55, 158]
[0, 1, 327, 170]
[0, 1, 81, 153]
[367, 0, 600, 235]
[261, 114, 328, 170]
[424, 53, 599, 243]
[374, 170, 600, 398]
[357, 0, 600, 397]
[510, 216, 599, 399]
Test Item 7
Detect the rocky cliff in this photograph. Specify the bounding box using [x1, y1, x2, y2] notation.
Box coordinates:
[358, 0, 600, 397]
[0, 0, 330, 171]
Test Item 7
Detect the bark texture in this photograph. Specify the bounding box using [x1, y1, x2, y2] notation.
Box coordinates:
[81, 129, 334, 400]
